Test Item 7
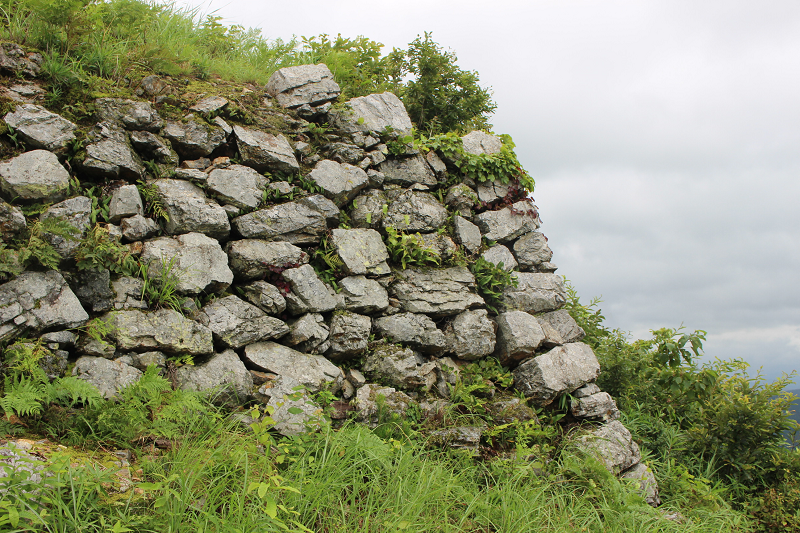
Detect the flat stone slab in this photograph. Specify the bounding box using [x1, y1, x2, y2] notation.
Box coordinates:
[4, 103, 76, 151]
[243, 341, 343, 393]
[154, 179, 230, 240]
[373, 312, 446, 354]
[331, 228, 390, 275]
[331, 92, 412, 136]
[501, 273, 567, 314]
[226, 239, 309, 280]
[200, 295, 288, 349]
[474, 201, 540, 243]
[390, 267, 484, 317]
[266, 64, 341, 109]
[233, 126, 299, 172]
[108, 308, 214, 355]
[176, 349, 253, 406]
[206, 164, 267, 210]
[513, 342, 600, 405]
[338, 275, 389, 313]
[232, 201, 326, 244]
[140, 232, 233, 295]
[0, 149, 70, 203]
[380, 154, 437, 187]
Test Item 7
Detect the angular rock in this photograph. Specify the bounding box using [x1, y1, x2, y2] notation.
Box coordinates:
[176, 349, 253, 406]
[513, 231, 553, 271]
[501, 273, 567, 314]
[577, 420, 641, 474]
[95, 98, 163, 132]
[163, 117, 226, 159]
[40, 196, 91, 258]
[338, 275, 389, 313]
[425, 150, 447, 176]
[327, 312, 371, 361]
[475, 180, 510, 204]
[111, 276, 148, 310]
[67, 268, 114, 313]
[239, 281, 287, 315]
[537, 310, 585, 344]
[348, 188, 386, 229]
[121, 214, 160, 241]
[0, 149, 70, 203]
[206, 164, 267, 210]
[621, 463, 661, 507]
[153, 179, 230, 240]
[140, 232, 232, 295]
[474, 201, 540, 243]
[125, 351, 167, 371]
[5, 342, 67, 380]
[331, 92, 413, 136]
[129, 131, 178, 165]
[258, 375, 326, 436]
[485, 397, 539, 426]
[72, 357, 142, 399]
[0, 201, 25, 242]
[282, 264, 338, 313]
[361, 343, 437, 392]
[326, 142, 365, 164]
[296, 194, 340, 227]
[266, 64, 341, 109]
[461, 131, 503, 155]
[233, 125, 299, 172]
[0, 271, 88, 342]
[0, 43, 42, 76]
[444, 309, 496, 361]
[513, 343, 601, 405]
[3, 104, 76, 151]
[379, 154, 437, 187]
[108, 308, 213, 355]
[418, 233, 456, 262]
[200, 295, 288, 349]
[383, 190, 448, 233]
[571, 391, 620, 422]
[232, 201, 326, 244]
[308, 159, 368, 206]
[108, 185, 144, 223]
[481, 244, 517, 271]
[373, 313, 446, 354]
[243, 341, 344, 393]
[354, 383, 414, 424]
[429, 427, 483, 452]
[226, 239, 308, 280]
[453, 215, 482, 254]
[331, 228, 390, 275]
[445, 184, 478, 217]
[573, 383, 601, 398]
[189, 95, 229, 114]
[81, 122, 145, 180]
[493, 310, 545, 366]
[390, 267, 484, 317]
[285, 313, 329, 353]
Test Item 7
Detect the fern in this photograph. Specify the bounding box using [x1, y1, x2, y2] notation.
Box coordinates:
[75, 224, 139, 276]
[137, 179, 170, 222]
[46, 376, 103, 409]
[0, 375, 46, 417]
[15, 218, 79, 270]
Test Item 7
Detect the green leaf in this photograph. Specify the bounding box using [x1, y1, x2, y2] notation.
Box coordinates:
[265, 495, 277, 518]
[7, 506, 18, 527]
[258, 482, 268, 499]
[287, 406, 303, 415]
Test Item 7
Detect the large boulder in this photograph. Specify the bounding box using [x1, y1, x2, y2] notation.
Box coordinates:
[474, 201, 540, 243]
[494, 310, 546, 367]
[140, 232, 233, 295]
[72, 357, 141, 399]
[383, 190, 448, 233]
[176, 349, 254, 406]
[3, 104, 76, 151]
[330, 92, 413, 136]
[281, 264, 338, 313]
[226, 239, 309, 280]
[0, 271, 88, 342]
[232, 201, 326, 244]
[94, 98, 163, 132]
[266, 64, 341, 109]
[512, 343, 600, 405]
[338, 275, 389, 313]
[0, 149, 70, 203]
[373, 313, 446, 354]
[80, 122, 145, 180]
[330, 228, 390, 276]
[242, 341, 344, 393]
[461, 131, 503, 155]
[206, 164, 267, 210]
[390, 267, 484, 317]
[40, 196, 91, 258]
[307, 159, 369, 206]
[233, 126, 299, 172]
[108, 308, 214, 355]
[153, 179, 230, 240]
[576, 420, 642, 475]
[163, 117, 226, 159]
[379, 154, 437, 187]
[444, 309, 496, 361]
[501, 272, 567, 314]
[200, 295, 288, 349]
[536, 310, 585, 344]
[361, 343, 437, 392]
[326, 312, 371, 361]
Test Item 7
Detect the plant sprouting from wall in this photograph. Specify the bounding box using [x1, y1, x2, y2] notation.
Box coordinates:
[470, 257, 518, 314]
[384, 226, 440, 270]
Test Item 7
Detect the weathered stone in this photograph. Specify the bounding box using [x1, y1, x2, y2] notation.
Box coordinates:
[125, 351, 167, 371]
[0, 201, 25, 242]
[308, 159, 369, 206]
[493, 311, 545, 366]
[111, 276, 148, 310]
[206, 164, 267, 210]
[373, 313, 446, 354]
[66, 268, 114, 313]
[331, 228, 390, 275]
[80, 337, 116, 358]
[226, 239, 308, 280]
[0, 271, 88, 342]
[501, 273, 567, 314]
[573, 383, 601, 398]
[354, 383, 413, 424]
[232, 202, 326, 244]
[40, 196, 91, 258]
[475, 180, 511, 204]
[0, 150, 70, 203]
[281, 264, 338, 313]
[200, 295, 288, 349]
[348, 188, 386, 229]
[338, 275, 389, 313]
[537, 310, 585, 344]
[331, 92, 413, 136]
[108, 185, 144, 223]
[327, 312, 371, 360]
[163, 117, 226, 159]
[577, 420, 641, 475]
[481, 244, 517, 271]
[3, 104, 76, 151]
[239, 281, 287, 315]
[0, 43, 42, 76]
[258, 375, 326, 436]
[108, 308, 213, 355]
[418, 233, 456, 262]
[621, 463, 661, 507]
[95, 98, 163, 132]
[326, 142, 366, 164]
[425, 150, 447, 176]
[390, 267, 484, 317]
[445, 184, 478, 217]
[121, 214, 159, 241]
[81, 122, 145, 180]
[347, 368, 367, 388]
[189, 95, 229, 114]
[429, 427, 483, 452]
[444, 309, 496, 361]
[153, 179, 230, 240]
[140, 232, 232, 295]
[138, 75, 167, 96]
[361, 343, 437, 392]
[73, 357, 141, 399]
[243, 341, 344, 393]
[233, 125, 299, 172]
[453, 215, 482, 254]
[266, 64, 341, 109]
[5, 342, 67, 380]
[462, 131, 503, 155]
[380, 154, 437, 187]
[129, 131, 178, 165]
[176, 349, 253, 406]
[383, 190, 448, 233]
[474, 201, 540, 243]
[513, 232, 553, 271]
[173, 168, 207, 182]
[513, 343, 601, 405]
[296, 194, 340, 226]
[40, 330, 77, 346]
[285, 313, 329, 353]
[485, 397, 539, 425]
[571, 391, 620, 422]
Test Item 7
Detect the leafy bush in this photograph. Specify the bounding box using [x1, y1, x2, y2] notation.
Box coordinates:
[470, 256, 518, 314]
[384, 226, 440, 270]
[74, 223, 139, 276]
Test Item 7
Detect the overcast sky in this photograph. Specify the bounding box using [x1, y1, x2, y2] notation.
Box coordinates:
[180, 0, 800, 382]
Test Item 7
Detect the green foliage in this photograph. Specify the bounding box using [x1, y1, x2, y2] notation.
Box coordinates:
[137, 179, 169, 222]
[311, 232, 344, 289]
[138, 256, 185, 312]
[74, 223, 139, 276]
[10, 217, 79, 272]
[384, 226, 440, 270]
[470, 256, 518, 314]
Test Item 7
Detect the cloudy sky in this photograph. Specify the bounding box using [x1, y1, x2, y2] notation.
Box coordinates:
[180, 0, 800, 382]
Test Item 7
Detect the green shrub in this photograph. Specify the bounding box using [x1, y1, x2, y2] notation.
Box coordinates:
[74, 223, 138, 276]
[470, 256, 517, 314]
[384, 226, 440, 270]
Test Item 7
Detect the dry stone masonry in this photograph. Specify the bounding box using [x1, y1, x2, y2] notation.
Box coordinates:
[0, 63, 659, 506]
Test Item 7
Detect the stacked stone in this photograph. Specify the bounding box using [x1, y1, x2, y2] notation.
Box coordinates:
[0, 63, 657, 505]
